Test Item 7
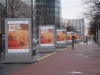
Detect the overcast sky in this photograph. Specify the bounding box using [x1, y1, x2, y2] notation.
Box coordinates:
[61, 0, 84, 19]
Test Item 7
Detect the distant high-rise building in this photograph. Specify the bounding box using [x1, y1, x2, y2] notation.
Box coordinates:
[35, 0, 61, 28]
[21, 0, 61, 27]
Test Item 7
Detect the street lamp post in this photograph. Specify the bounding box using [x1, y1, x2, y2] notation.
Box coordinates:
[31, 0, 33, 39]
[5, 0, 7, 18]
[31, 0, 36, 39]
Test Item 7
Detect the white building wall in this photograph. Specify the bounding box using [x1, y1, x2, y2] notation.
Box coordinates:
[61, 19, 85, 34]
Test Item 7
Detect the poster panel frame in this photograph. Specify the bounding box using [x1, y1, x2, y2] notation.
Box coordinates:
[56, 29, 67, 48]
[67, 31, 74, 45]
[38, 25, 55, 52]
[5, 18, 32, 63]
[39, 25, 55, 48]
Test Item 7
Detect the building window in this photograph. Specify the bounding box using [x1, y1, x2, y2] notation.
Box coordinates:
[50, 0, 54, 6]
[43, 0, 46, 5]
[55, 7, 59, 12]
[50, 6, 54, 11]
[55, 12, 58, 17]
[46, 5, 49, 11]
[55, 1, 60, 6]
[39, 0, 43, 4]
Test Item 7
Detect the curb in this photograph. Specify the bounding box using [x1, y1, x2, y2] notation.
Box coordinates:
[37, 52, 57, 61]
[37, 47, 68, 61]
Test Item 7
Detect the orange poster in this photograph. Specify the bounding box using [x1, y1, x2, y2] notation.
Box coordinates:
[40, 27, 54, 46]
[57, 30, 66, 43]
[67, 32, 74, 40]
[8, 21, 29, 53]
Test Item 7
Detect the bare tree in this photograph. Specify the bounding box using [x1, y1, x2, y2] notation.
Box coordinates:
[7, 0, 31, 18]
[81, 0, 100, 42]
[82, 0, 100, 19]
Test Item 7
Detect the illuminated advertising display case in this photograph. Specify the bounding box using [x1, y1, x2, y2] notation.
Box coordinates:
[57, 30, 66, 43]
[67, 32, 74, 45]
[38, 25, 56, 52]
[56, 29, 67, 48]
[8, 21, 29, 53]
[4, 18, 32, 63]
[40, 27, 54, 46]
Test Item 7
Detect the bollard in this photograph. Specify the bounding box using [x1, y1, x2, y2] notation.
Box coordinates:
[72, 36, 74, 50]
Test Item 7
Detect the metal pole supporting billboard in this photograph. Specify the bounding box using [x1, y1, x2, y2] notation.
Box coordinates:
[31, 0, 33, 39]
[0, 5, 1, 34]
[31, 0, 36, 39]
[0, 3, 4, 34]
[5, 0, 8, 18]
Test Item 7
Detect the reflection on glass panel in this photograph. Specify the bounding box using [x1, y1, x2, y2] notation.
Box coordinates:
[46, 18, 49, 23]
[55, 12, 58, 17]
[50, 6, 54, 11]
[55, 7, 58, 12]
[55, 18, 57, 22]
[50, 0, 54, 5]
[50, 13, 52, 17]
[46, 0, 49, 5]
[58, 8, 61, 12]
[39, 0, 43, 4]
[40, 5, 43, 10]
[47, 12, 49, 16]
[55, 2, 60, 6]
[43, 0, 46, 4]
[55, 0, 60, 2]
[46, 6, 49, 11]
[50, 18, 53, 23]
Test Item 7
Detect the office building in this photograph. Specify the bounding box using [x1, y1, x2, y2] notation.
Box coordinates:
[35, 0, 61, 28]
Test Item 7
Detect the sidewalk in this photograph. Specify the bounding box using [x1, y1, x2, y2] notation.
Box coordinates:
[9, 40, 100, 75]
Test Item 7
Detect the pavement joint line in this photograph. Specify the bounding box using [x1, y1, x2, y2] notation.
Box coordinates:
[37, 47, 68, 61]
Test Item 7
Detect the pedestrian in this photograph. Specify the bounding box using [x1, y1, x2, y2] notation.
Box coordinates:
[88, 37, 91, 41]
[86, 36, 88, 45]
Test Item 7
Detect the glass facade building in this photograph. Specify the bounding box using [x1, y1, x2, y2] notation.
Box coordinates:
[36, 0, 61, 28]
[0, 0, 61, 34]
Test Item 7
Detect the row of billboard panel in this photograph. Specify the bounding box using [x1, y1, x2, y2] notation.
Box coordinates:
[7, 21, 83, 53]
[40, 27, 67, 46]
[39, 27, 83, 46]
[67, 32, 83, 41]
[4, 18, 84, 63]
